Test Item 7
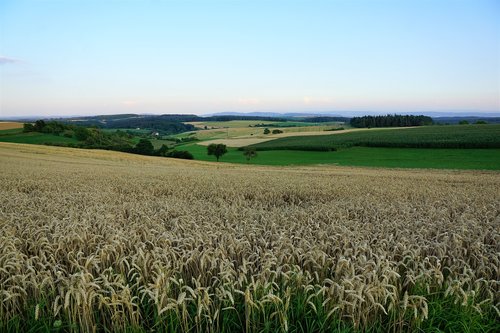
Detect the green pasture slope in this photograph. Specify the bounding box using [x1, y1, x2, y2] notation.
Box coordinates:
[177, 143, 500, 170]
[248, 124, 500, 151]
[0, 128, 25, 135]
[0, 129, 79, 145]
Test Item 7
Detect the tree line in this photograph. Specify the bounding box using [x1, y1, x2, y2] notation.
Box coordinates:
[350, 114, 433, 128]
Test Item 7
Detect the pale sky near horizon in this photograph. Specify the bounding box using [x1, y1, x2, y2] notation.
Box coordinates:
[0, 0, 499, 117]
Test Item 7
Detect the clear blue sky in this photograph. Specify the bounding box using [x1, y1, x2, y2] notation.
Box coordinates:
[1, 0, 499, 117]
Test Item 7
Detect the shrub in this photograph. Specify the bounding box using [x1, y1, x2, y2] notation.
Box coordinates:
[166, 150, 194, 159]
[23, 123, 35, 132]
[74, 127, 91, 141]
[243, 147, 257, 162]
[62, 130, 74, 138]
[156, 144, 170, 156]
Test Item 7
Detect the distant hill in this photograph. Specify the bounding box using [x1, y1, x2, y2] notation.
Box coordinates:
[62, 114, 201, 125]
[207, 111, 500, 118]
[207, 111, 347, 118]
[54, 114, 299, 129]
[433, 116, 500, 124]
[7, 113, 500, 133]
[49, 114, 290, 134]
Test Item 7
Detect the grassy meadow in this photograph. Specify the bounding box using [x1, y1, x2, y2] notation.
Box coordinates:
[0, 129, 79, 145]
[172, 124, 500, 170]
[175, 124, 500, 170]
[0, 142, 498, 332]
[178, 143, 500, 170]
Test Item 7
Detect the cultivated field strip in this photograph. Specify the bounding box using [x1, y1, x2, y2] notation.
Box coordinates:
[0, 122, 23, 131]
[0, 143, 499, 332]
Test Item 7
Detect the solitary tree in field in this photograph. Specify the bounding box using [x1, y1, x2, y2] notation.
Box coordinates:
[263, 128, 271, 134]
[243, 147, 257, 163]
[207, 143, 227, 162]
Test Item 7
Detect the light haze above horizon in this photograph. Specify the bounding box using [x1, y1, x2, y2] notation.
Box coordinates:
[1, 0, 499, 118]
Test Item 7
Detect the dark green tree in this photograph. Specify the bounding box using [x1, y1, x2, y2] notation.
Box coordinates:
[207, 143, 227, 162]
[74, 127, 91, 141]
[23, 123, 35, 132]
[156, 144, 170, 156]
[134, 139, 154, 155]
[263, 128, 271, 134]
[33, 120, 46, 131]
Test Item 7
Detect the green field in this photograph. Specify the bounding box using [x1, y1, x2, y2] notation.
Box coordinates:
[178, 143, 500, 170]
[151, 138, 177, 149]
[0, 128, 25, 135]
[249, 124, 500, 150]
[0, 131, 79, 145]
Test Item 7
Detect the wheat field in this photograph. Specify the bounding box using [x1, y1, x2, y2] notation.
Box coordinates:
[0, 142, 498, 332]
[0, 122, 23, 130]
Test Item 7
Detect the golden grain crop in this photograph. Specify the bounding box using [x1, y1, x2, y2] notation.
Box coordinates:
[0, 142, 498, 332]
[0, 122, 23, 130]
